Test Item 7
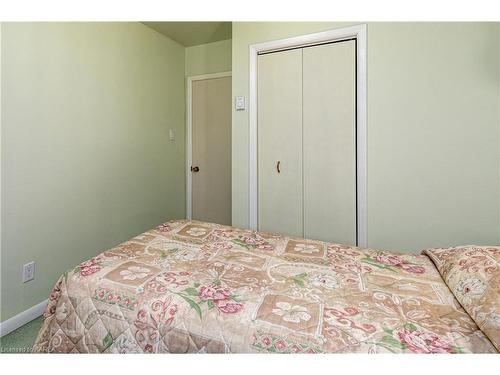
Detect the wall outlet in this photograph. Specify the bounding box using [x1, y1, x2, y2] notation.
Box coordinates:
[22, 261, 35, 283]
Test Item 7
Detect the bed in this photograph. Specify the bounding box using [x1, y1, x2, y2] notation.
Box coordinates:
[33, 220, 499, 353]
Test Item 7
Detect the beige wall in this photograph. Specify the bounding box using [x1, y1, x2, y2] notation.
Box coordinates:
[232, 22, 500, 252]
[185, 39, 232, 76]
[1, 22, 186, 322]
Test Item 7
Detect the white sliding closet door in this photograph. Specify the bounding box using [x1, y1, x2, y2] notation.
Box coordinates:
[257, 49, 303, 237]
[303, 40, 356, 244]
[257, 40, 356, 244]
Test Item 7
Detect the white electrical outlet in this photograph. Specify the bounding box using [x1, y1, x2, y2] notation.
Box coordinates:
[22, 261, 35, 283]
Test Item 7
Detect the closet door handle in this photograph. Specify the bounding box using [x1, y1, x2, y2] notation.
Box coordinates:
[276, 161, 281, 174]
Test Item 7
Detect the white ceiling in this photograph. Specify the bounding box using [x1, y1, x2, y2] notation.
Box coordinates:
[142, 22, 232, 47]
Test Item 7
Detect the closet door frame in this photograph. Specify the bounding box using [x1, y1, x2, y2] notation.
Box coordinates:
[248, 24, 367, 246]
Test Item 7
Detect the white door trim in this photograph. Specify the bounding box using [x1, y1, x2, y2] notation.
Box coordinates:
[186, 71, 232, 220]
[248, 24, 368, 247]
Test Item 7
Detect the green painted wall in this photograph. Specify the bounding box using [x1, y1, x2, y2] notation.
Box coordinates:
[1, 22, 186, 322]
[0, 23, 3, 314]
[185, 39, 232, 76]
[232, 22, 500, 253]
[498, 23, 500, 242]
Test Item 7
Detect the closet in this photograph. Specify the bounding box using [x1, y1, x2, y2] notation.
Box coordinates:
[257, 39, 357, 245]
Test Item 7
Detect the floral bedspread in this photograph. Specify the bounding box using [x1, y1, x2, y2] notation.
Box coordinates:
[33, 220, 497, 353]
[423, 246, 500, 351]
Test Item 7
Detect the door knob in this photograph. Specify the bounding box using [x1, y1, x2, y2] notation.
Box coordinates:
[191, 166, 200, 172]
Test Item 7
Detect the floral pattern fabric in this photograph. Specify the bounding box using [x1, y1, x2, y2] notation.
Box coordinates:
[33, 220, 497, 353]
[423, 246, 500, 351]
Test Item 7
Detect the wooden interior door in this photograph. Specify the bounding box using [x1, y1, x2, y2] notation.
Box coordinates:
[303, 40, 357, 244]
[191, 76, 232, 225]
[257, 49, 303, 237]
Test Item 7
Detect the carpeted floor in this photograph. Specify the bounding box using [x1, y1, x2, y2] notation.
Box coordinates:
[0, 316, 43, 353]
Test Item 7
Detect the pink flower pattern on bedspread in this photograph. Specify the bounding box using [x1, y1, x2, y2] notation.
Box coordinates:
[33, 220, 498, 353]
[423, 246, 500, 351]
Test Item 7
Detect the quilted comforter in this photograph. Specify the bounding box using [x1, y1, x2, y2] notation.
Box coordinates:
[33, 220, 498, 353]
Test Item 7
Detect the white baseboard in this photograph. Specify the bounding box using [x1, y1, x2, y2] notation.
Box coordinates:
[0, 299, 47, 337]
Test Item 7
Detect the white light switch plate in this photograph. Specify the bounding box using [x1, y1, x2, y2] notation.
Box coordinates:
[235, 96, 246, 110]
[22, 261, 35, 283]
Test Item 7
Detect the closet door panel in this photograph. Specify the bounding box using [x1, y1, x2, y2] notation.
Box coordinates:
[303, 41, 356, 244]
[257, 49, 303, 237]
